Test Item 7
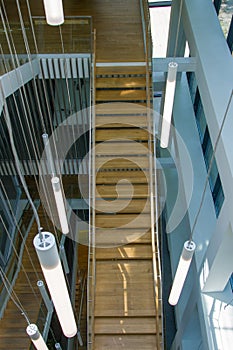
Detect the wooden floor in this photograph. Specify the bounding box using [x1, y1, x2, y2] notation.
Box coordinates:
[2, 0, 145, 63]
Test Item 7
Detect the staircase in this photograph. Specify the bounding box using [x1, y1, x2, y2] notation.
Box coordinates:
[89, 59, 162, 349]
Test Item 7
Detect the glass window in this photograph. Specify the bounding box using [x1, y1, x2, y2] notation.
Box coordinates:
[187, 79, 225, 217]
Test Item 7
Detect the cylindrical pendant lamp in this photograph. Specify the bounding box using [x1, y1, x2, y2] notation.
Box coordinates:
[51, 177, 69, 234]
[42, 133, 56, 175]
[43, 0, 64, 26]
[160, 62, 178, 148]
[34, 232, 77, 338]
[168, 240, 196, 305]
[26, 324, 49, 350]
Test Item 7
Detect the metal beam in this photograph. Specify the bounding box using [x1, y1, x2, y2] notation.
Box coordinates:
[149, 1, 172, 8]
[0, 58, 40, 113]
[152, 57, 196, 73]
[227, 15, 233, 53]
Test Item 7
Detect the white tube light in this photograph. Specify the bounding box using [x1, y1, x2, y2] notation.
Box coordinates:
[26, 324, 49, 350]
[51, 177, 69, 234]
[168, 240, 196, 306]
[160, 62, 178, 148]
[34, 232, 77, 338]
[42, 133, 56, 175]
[43, 0, 64, 26]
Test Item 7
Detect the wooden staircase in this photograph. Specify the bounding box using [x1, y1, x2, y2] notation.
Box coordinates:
[90, 61, 162, 348]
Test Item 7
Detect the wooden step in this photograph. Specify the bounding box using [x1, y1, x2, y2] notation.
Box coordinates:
[95, 260, 153, 277]
[96, 184, 148, 198]
[95, 213, 150, 229]
[93, 334, 159, 350]
[95, 198, 150, 214]
[96, 66, 146, 76]
[95, 102, 147, 115]
[96, 89, 147, 102]
[96, 115, 147, 128]
[96, 76, 147, 89]
[95, 129, 148, 142]
[96, 170, 148, 185]
[95, 244, 152, 260]
[95, 155, 149, 171]
[95, 141, 148, 156]
[94, 316, 159, 334]
[95, 229, 151, 246]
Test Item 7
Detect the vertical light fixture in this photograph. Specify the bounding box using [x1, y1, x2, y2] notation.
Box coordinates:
[33, 232, 77, 338]
[43, 0, 64, 26]
[160, 61, 178, 148]
[26, 324, 49, 350]
[51, 176, 69, 234]
[42, 133, 56, 175]
[168, 240, 196, 305]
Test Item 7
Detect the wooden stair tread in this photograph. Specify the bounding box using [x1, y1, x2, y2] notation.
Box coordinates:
[96, 170, 149, 185]
[96, 76, 147, 89]
[93, 334, 160, 350]
[95, 141, 149, 155]
[95, 129, 148, 142]
[95, 244, 152, 260]
[95, 214, 150, 229]
[96, 184, 148, 198]
[95, 229, 151, 246]
[95, 102, 147, 115]
[96, 66, 146, 76]
[96, 89, 146, 102]
[95, 259, 153, 273]
[95, 156, 149, 170]
[96, 115, 147, 128]
[94, 316, 159, 334]
[95, 198, 150, 214]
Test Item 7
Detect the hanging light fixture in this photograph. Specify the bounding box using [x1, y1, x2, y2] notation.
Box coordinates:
[51, 176, 69, 234]
[42, 133, 56, 175]
[160, 61, 178, 148]
[43, 0, 64, 26]
[26, 324, 49, 350]
[168, 240, 196, 305]
[33, 232, 77, 338]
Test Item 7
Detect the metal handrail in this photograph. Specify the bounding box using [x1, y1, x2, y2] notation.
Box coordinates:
[140, 1, 164, 348]
[87, 27, 96, 350]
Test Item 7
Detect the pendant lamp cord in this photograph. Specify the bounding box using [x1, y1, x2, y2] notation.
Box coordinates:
[1, 86, 43, 241]
[188, 90, 233, 244]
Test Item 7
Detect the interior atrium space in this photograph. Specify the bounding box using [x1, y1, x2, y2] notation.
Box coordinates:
[0, 0, 233, 349]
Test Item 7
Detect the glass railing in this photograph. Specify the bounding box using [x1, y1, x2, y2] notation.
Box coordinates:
[0, 16, 92, 76]
[32, 16, 92, 54]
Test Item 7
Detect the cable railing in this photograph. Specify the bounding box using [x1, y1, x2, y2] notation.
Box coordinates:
[140, 0, 164, 348]
[87, 27, 96, 350]
[0, 199, 39, 318]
